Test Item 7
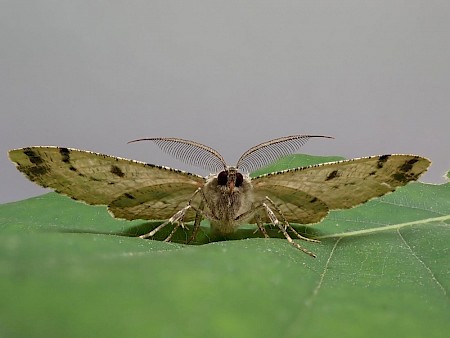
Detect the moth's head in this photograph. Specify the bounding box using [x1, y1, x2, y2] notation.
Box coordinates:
[216, 167, 244, 194]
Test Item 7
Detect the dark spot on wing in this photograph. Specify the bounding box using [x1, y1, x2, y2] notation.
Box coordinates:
[87, 175, 113, 183]
[20, 164, 50, 180]
[377, 154, 390, 168]
[124, 193, 135, 200]
[392, 172, 419, 183]
[110, 165, 125, 177]
[310, 197, 318, 203]
[392, 173, 407, 183]
[29, 165, 49, 176]
[69, 166, 77, 172]
[369, 171, 377, 176]
[59, 147, 71, 163]
[399, 158, 419, 172]
[23, 148, 43, 165]
[326, 170, 339, 181]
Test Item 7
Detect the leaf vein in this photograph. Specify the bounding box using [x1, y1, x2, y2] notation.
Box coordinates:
[316, 215, 450, 239]
[396, 228, 447, 296]
[379, 200, 447, 216]
[304, 237, 341, 307]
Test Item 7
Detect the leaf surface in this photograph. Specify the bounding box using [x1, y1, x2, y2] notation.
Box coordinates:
[1, 154, 449, 338]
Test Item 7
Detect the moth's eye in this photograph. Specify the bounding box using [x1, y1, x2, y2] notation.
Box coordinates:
[217, 171, 228, 185]
[235, 173, 244, 187]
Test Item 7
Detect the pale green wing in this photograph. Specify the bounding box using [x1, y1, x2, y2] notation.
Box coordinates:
[251, 185, 329, 224]
[252, 155, 431, 213]
[9, 147, 204, 220]
[108, 183, 200, 221]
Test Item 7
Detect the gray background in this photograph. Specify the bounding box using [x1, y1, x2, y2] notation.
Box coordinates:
[1, 1, 449, 204]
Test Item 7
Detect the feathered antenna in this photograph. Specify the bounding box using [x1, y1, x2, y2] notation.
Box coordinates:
[128, 137, 227, 173]
[236, 135, 333, 173]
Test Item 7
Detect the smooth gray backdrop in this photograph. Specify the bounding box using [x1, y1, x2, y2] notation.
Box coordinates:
[1, 1, 449, 204]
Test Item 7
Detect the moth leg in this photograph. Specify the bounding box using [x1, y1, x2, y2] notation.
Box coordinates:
[188, 191, 221, 222]
[160, 188, 205, 243]
[232, 205, 269, 238]
[187, 187, 224, 239]
[229, 205, 268, 237]
[199, 188, 227, 221]
[139, 205, 191, 239]
[186, 188, 230, 242]
[261, 202, 316, 258]
[254, 214, 269, 238]
[264, 196, 320, 244]
[164, 221, 183, 242]
[187, 200, 205, 244]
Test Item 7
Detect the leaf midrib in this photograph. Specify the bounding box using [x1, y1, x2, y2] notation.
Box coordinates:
[316, 214, 450, 239]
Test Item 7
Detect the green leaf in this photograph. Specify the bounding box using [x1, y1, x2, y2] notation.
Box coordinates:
[1, 154, 449, 338]
[249, 153, 345, 177]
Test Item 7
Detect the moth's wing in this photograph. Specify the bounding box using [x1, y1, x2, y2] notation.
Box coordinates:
[252, 185, 329, 224]
[252, 155, 431, 210]
[108, 183, 201, 221]
[9, 147, 204, 220]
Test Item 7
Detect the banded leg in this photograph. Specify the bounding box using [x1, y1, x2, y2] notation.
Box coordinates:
[254, 214, 269, 238]
[264, 197, 320, 244]
[140, 188, 202, 241]
[187, 200, 205, 244]
[139, 205, 191, 239]
[261, 202, 317, 258]
[164, 218, 184, 242]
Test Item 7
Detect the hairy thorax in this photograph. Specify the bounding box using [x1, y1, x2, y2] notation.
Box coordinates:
[203, 173, 254, 235]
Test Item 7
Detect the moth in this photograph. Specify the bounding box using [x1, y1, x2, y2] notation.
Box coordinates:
[9, 135, 430, 257]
